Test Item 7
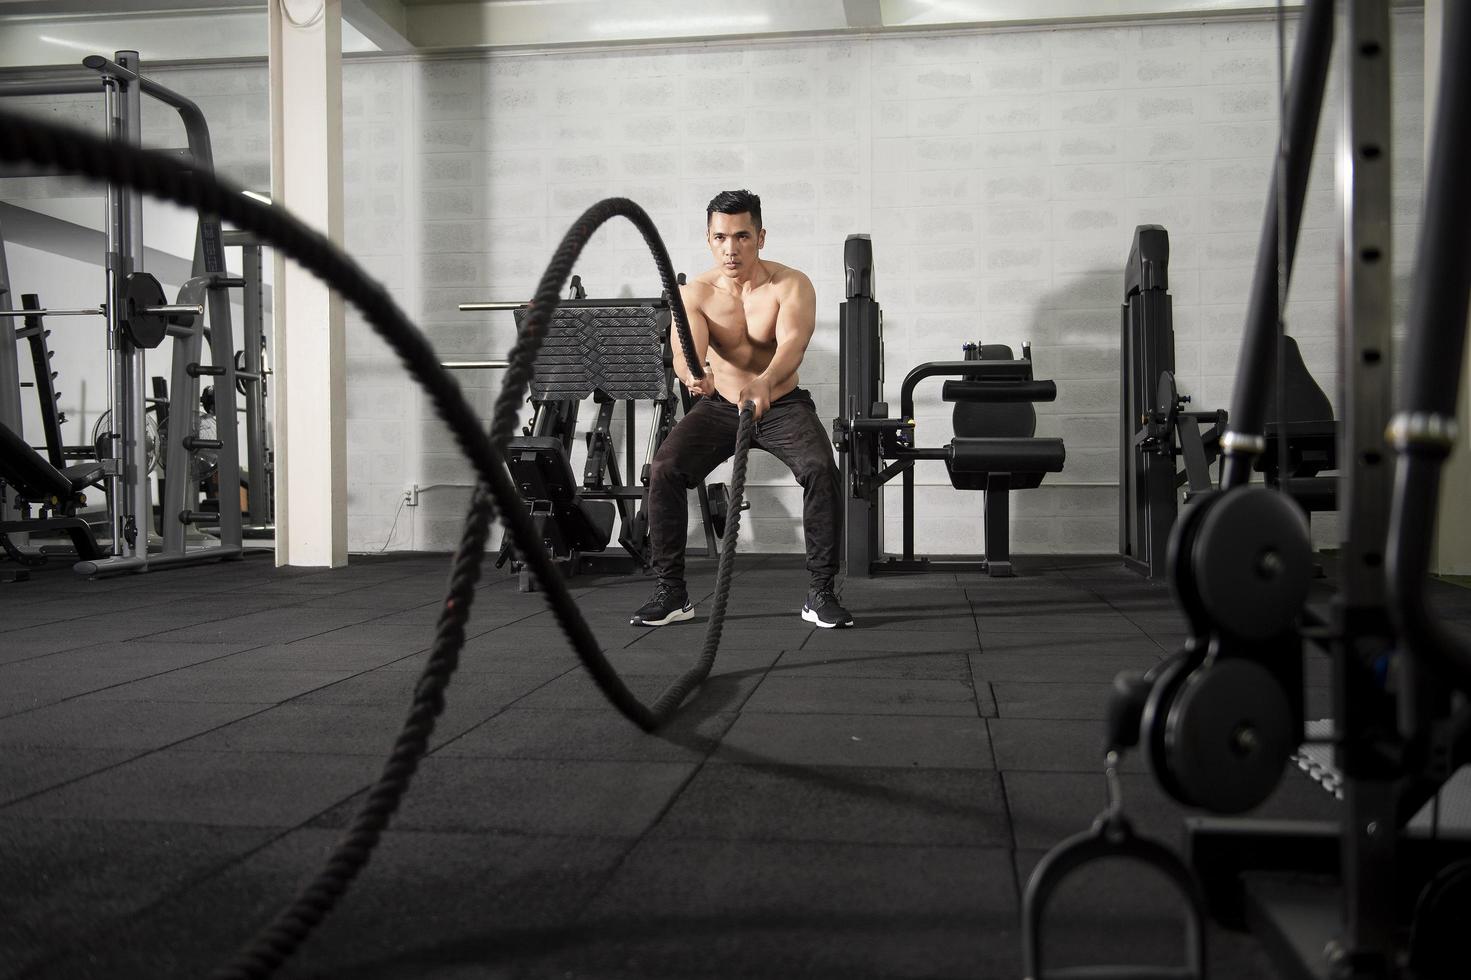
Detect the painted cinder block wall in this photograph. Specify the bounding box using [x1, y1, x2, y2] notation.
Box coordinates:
[401, 11, 1425, 557]
[1, 10, 1425, 558]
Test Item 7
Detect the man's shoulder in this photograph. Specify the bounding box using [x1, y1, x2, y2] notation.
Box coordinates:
[680, 275, 719, 309]
[766, 262, 814, 295]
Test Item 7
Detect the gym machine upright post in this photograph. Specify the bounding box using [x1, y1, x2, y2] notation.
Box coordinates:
[0, 52, 245, 575]
[1118, 224, 1228, 581]
[218, 229, 274, 536]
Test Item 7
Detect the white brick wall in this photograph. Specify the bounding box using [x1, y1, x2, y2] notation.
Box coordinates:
[0, 10, 1425, 560]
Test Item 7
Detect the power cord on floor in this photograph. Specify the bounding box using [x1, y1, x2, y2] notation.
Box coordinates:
[0, 109, 754, 980]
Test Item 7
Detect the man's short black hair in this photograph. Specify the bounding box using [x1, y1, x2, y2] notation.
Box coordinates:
[706, 189, 762, 230]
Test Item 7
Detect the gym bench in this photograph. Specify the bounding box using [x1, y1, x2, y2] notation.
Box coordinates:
[0, 420, 105, 561]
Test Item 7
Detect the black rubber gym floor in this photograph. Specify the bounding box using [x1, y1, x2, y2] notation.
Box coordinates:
[2, 552, 1465, 979]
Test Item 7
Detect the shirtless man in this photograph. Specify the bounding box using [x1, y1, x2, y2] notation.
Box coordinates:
[631, 189, 853, 629]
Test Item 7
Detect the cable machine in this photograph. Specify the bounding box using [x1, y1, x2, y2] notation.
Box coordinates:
[1026, 2, 1471, 976]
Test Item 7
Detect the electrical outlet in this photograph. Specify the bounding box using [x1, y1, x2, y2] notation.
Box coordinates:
[403, 485, 420, 507]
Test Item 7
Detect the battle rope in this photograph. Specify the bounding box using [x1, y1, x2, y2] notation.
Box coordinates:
[490, 197, 756, 725]
[0, 110, 755, 978]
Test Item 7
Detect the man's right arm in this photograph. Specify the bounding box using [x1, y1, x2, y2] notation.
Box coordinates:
[672, 284, 713, 393]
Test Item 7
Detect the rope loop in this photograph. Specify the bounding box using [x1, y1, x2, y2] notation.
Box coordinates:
[0, 111, 752, 979]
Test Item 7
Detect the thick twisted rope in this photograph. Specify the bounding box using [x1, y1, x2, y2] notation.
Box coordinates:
[0, 110, 755, 978]
[481, 197, 756, 729]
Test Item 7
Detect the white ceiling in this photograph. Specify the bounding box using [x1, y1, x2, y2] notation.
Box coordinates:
[0, 0, 1325, 69]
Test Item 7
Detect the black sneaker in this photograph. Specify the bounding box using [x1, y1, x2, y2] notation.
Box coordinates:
[802, 589, 854, 628]
[631, 583, 694, 626]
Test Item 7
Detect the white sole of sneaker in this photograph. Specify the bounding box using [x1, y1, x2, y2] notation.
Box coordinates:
[801, 607, 854, 628]
[632, 605, 695, 627]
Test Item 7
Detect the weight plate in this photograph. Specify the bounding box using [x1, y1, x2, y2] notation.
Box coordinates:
[121, 272, 169, 349]
[1166, 489, 1217, 628]
[1167, 658, 1295, 814]
[1190, 488, 1312, 639]
[708, 482, 729, 538]
[1140, 649, 1199, 808]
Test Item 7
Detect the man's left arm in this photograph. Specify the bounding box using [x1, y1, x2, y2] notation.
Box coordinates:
[739, 274, 817, 418]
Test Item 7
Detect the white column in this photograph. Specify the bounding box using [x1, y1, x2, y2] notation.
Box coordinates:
[1425, 0, 1471, 574]
[269, 0, 348, 567]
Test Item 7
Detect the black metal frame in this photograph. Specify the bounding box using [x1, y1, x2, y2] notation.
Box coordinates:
[1029, 2, 1471, 976]
[1155, 2, 1471, 977]
[1118, 224, 1228, 581]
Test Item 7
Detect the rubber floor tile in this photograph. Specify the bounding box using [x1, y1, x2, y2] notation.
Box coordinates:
[28, 639, 268, 672]
[622, 625, 810, 652]
[434, 706, 737, 763]
[968, 651, 1162, 683]
[652, 764, 1009, 847]
[991, 681, 1119, 719]
[0, 664, 162, 716]
[0, 745, 140, 805]
[293, 668, 549, 707]
[310, 756, 698, 838]
[0, 817, 279, 978]
[973, 612, 1144, 636]
[772, 647, 973, 680]
[173, 697, 515, 755]
[141, 606, 388, 646]
[988, 717, 1149, 773]
[0, 621, 153, 662]
[740, 674, 989, 717]
[712, 712, 993, 769]
[207, 640, 424, 672]
[514, 668, 763, 715]
[4, 749, 381, 827]
[559, 839, 1020, 978]
[82, 666, 358, 704]
[973, 630, 1169, 656]
[598, 644, 783, 677]
[0, 698, 270, 750]
[33, 827, 627, 980]
[797, 626, 980, 653]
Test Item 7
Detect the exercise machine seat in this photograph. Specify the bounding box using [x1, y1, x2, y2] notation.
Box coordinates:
[0, 421, 103, 501]
[1256, 336, 1337, 511]
[507, 435, 615, 553]
[947, 437, 1066, 491]
[939, 343, 1065, 576]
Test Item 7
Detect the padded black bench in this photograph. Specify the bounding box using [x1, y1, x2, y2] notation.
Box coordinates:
[0, 421, 105, 560]
[900, 343, 1066, 576]
[1255, 334, 1338, 513]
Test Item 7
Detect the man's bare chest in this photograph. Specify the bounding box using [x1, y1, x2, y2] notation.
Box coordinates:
[704, 292, 780, 346]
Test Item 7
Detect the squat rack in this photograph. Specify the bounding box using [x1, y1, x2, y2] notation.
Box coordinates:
[0, 51, 248, 574]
